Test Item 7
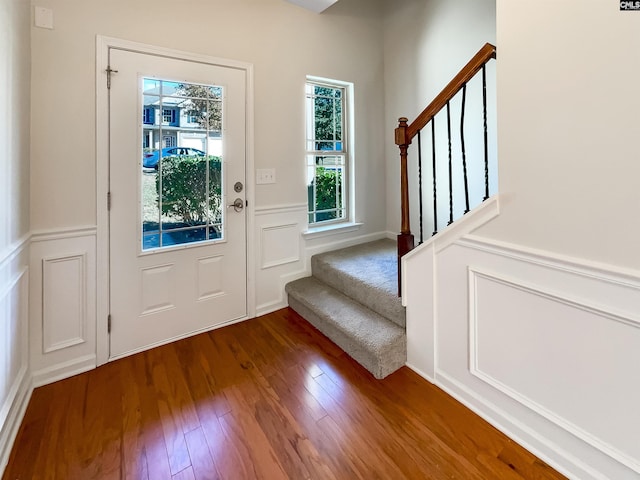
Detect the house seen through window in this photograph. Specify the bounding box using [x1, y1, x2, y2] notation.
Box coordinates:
[306, 79, 348, 225]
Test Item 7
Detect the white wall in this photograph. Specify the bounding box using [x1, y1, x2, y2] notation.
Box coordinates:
[0, 0, 31, 472]
[478, 0, 640, 272]
[383, 0, 497, 237]
[31, 0, 386, 230]
[393, 0, 640, 478]
[29, 0, 389, 376]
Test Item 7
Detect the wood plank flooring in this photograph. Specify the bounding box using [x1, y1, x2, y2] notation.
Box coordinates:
[3, 308, 566, 480]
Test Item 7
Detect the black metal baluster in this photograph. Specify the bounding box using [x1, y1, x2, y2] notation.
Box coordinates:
[446, 101, 453, 225]
[482, 65, 489, 201]
[431, 119, 438, 236]
[417, 130, 424, 244]
[460, 84, 470, 214]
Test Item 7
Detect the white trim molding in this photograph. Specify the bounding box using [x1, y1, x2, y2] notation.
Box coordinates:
[0, 234, 30, 271]
[255, 203, 307, 216]
[31, 226, 97, 243]
[31, 354, 97, 388]
[0, 364, 31, 476]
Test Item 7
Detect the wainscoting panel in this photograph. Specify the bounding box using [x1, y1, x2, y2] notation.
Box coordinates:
[0, 238, 31, 475]
[469, 267, 640, 473]
[405, 229, 640, 479]
[254, 204, 307, 315]
[261, 223, 300, 269]
[42, 253, 86, 353]
[30, 228, 97, 386]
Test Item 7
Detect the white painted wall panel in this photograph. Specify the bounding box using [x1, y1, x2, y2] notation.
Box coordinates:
[30, 229, 97, 386]
[42, 254, 86, 353]
[421, 237, 640, 479]
[255, 204, 307, 315]
[470, 268, 640, 472]
[261, 223, 300, 269]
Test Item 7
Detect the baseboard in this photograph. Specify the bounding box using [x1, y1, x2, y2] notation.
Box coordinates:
[433, 371, 601, 480]
[31, 354, 96, 388]
[0, 366, 33, 476]
[405, 362, 436, 384]
[256, 299, 289, 317]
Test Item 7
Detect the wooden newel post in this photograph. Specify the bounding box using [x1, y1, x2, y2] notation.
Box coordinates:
[395, 117, 415, 295]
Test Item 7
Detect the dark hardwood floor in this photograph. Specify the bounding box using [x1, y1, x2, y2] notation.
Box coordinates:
[3, 308, 566, 480]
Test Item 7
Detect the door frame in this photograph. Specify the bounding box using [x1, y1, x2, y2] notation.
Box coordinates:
[95, 36, 255, 366]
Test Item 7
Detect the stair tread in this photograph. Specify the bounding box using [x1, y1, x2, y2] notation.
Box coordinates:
[311, 239, 405, 327]
[286, 277, 405, 353]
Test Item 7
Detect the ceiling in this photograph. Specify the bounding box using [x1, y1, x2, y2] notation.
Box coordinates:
[284, 0, 339, 13]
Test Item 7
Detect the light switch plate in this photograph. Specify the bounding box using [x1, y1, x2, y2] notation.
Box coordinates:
[256, 168, 276, 185]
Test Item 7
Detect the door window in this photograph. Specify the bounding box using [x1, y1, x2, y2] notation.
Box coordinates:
[141, 78, 224, 250]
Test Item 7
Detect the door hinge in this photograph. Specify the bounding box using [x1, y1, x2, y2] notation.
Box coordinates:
[107, 314, 112, 334]
[107, 191, 112, 210]
[106, 65, 119, 89]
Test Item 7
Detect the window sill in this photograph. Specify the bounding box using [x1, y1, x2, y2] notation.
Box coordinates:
[302, 222, 363, 240]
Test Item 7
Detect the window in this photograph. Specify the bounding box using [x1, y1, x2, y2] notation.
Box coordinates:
[162, 108, 178, 125]
[306, 79, 348, 225]
[143, 107, 155, 125]
[141, 78, 224, 250]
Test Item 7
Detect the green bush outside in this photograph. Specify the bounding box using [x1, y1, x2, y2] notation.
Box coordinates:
[156, 155, 222, 225]
[308, 167, 342, 222]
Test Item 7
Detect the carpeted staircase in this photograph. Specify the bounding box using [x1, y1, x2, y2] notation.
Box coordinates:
[285, 239, 406, 379]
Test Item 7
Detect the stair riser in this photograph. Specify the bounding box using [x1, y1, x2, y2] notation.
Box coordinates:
[288, 295, 406, 380]
[311, 256, 406, 328]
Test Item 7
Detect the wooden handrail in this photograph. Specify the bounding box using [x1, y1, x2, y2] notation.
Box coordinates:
[406, 43, 496, 140]
[395, 42, 496, 295]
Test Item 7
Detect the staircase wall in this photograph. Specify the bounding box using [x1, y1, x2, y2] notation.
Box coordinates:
[382, 0, 497, 237]
[404, 201, 640, 479]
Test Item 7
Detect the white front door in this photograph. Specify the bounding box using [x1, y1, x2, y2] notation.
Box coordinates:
[108, 48, 247, 358]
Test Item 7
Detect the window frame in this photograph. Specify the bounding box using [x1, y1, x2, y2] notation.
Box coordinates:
[305, 77, 353, 228]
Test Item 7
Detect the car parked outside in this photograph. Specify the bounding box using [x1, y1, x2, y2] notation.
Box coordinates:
[143, 147, 206, 169]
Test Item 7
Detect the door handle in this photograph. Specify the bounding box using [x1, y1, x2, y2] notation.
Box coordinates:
[227, 198, 244, 212]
